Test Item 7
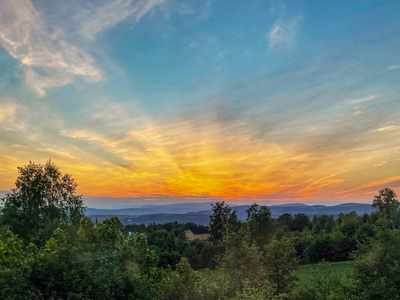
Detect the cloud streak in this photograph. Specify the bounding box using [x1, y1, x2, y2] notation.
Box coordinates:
[347, 95, 376, 104]
[267, 15, 302, 50]
[0, 92, 399, 203]
[0, 0, 164, 97]
[388, 65, 400, 70]
[79, 0, 164, 39]
[0, 0, 103, 97]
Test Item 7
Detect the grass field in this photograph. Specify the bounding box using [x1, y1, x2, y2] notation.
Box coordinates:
[294, 261, 353, 287]
[198, 261, 353, 288]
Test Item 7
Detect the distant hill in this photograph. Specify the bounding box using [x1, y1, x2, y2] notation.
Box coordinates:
[86, 202, 373, 226]
[86, 202, 216, 216]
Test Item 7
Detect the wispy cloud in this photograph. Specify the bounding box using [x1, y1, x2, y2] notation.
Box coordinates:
[0, 100, 16, 124]
[79, 0, 164, 39]
[347, 95, 376, 104]
[0, 0, 164, 97]
[388, 65, 400, 70]
[1, 92, 400, 201]
[35, 148, 74, 159]
[174, 0, 215, 21]
[374, 161, 387, 167]
[0, 0, 103, 97]
[267, 15, 302, 50]
[338, 175, 400, 198]
[371, 125, 400, 132]
[46, 97, 399, 199]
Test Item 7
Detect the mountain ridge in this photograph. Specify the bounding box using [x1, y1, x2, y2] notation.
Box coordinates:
[86, 203, 373, 226]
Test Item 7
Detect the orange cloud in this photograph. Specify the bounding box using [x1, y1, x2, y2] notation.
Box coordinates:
[1, 100, 399, 203]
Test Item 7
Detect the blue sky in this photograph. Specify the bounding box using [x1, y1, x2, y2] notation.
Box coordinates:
[0, 0, 400, 207]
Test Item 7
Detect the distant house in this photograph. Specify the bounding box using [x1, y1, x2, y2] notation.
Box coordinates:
[183, 227, 210, 241]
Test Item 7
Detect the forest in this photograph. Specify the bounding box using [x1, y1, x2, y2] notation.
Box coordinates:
[1, 161, 400, 300]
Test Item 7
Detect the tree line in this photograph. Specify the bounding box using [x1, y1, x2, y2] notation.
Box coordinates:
[1, 160, 400, 299]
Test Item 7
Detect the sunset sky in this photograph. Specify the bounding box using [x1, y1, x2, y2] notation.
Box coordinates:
[0, 0, 399, 207]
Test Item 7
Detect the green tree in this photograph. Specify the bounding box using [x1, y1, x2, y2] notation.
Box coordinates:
[156, 258, 200, 300]
[0, 231, 41, 299]
[96, 216, 124, 249]
[264, 237, 299, 296]
[353, 216, 400, 300]
[309, 260, 343, 300]
[372, 188, 399, 225]
[277, 213, 293, 229]
[209, 201, 238, 241]
[246, 203, 273, 245]
[290, 213, 311, 232]
[219, 225, 264, 295]
[293, 260, 356, 300]
[1, 160, 85, 242]
[77, 216, 97, 249]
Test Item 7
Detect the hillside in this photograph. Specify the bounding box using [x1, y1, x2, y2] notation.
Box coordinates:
[87, 202, 373, 225]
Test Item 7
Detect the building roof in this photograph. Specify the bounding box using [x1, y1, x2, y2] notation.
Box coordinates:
[188, 227, 209, 235]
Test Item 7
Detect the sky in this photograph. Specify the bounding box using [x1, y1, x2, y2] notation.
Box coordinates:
[0, 0, 399, 208]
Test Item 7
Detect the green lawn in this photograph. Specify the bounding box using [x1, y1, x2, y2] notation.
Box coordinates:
[294, 261, 353, 287]
[198, 261, 353, 288]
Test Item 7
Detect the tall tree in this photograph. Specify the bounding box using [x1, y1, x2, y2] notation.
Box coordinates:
[209, 201, 238, 241]
[353, 213, 400, 299]
[218, 225, 264, 296]
[1, 160, 85, 241]
[246, 203, 273, 245]
[264, 237, 299, 295]
[372, 188, 399, 225]
[290, 213, 311, 232]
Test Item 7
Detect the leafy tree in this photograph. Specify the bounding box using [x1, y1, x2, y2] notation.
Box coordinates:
[292, 260, 356, 300]
[277, 213, 293, 229]
[372, 188, 399, 225]
[219, 225, 264, 295]
[304, 233, 336, 263]
[290, 213, 311, 232]
[264, 237, 299, 296]
[0, 231, 41, 299]
[77, 216, 97, 248]
[1, 160, 85, 242]
[246, 203, 273, 245]
[96, 216, 124, 249]
[352, 216, 400, 299]
[209, 201, 238, 241]
[158, 250, 181, 269]
[159, 258, 200, 300]
[312, 215, 335, 235]
[183, 244, 201, 269]
[309, 260, 344, 300]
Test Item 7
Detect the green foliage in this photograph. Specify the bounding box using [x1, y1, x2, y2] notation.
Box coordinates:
[96, 216, 124, 249]
[196, 269, 229, 300]
[219, 225, 265, 296]
[352, 215, 400, 300]
[292, 261, 356, 300]
[264, 237, 299, 295]
[372, 188, 399, 226]
[290, 214, 311, 232]
[1, 160, 85, 242]
[246, 203, 273, 245]
[209, 201, 238, 241]
[294, 262, 351, 288]
[0, 231, 41, 299]
[1, 162, 399, 299]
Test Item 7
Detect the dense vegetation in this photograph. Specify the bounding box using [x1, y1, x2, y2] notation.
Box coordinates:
[1, 160, 400, 299]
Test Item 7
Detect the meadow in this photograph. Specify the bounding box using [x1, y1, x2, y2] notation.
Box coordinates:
[199, 261, 353, 289]
[294, 261, 352, 287]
